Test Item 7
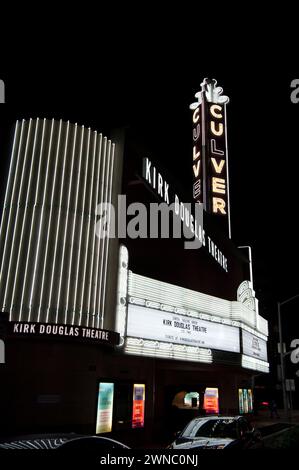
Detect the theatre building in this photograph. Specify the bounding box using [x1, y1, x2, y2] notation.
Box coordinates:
[0, 79, 269, 446]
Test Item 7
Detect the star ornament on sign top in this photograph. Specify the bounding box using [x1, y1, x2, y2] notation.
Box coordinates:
[190, 78, 230, 110]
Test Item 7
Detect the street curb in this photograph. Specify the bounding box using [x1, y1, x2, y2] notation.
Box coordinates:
[262, 425, 296, 442]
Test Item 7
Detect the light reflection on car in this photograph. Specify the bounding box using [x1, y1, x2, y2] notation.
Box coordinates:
[0, 434, 130, 451]
[167, 416, 262, 449]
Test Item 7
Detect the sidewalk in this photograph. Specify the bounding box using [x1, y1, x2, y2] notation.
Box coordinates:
[250, 409, 299, 429]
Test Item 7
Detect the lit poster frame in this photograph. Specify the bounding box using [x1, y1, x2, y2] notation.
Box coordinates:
[96, 382, 114, 433]
[238, 388, 253, 414]
[203, 387, 219, 414]
[132, 384, 145, 428]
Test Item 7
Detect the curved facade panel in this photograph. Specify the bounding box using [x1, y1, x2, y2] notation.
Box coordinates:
[0, 118, 115, 328]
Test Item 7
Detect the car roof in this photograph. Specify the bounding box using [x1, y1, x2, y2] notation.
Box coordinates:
[190, 416, 243, 424]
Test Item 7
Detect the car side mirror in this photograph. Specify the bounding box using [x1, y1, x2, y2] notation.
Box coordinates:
[174, 430, 181, 438]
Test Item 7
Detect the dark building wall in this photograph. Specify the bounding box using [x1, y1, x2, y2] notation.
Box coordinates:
[0, 337, 253, 446]
[0, 337, 156, 444]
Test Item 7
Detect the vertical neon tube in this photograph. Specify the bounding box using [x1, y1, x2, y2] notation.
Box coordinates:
[22, 120, 52, 321]
[73, 132, 97, 326]
[224, 104, 232, 239]
[48, 122, 71, 323]
[14, 118, 43, 321]
[41, 120, 63, 323]
[84, 135, 103, 327]
[89, 137, 107, 328]
[3, 119, 33, 315]
[56, 125, 80, 323]
[0, 120, 22, 302]
[94, 140, 111, 328]
[27, 119, 49, 320]
[64, 127, 87, 325]
[0, 121, 20, 259]
[100, 143, 115, 329]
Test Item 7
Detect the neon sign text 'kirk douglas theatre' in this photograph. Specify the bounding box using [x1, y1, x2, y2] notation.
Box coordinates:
[190, 78, 231, 237]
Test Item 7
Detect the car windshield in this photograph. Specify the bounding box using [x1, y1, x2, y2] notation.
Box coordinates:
[182, 419, 238, 439]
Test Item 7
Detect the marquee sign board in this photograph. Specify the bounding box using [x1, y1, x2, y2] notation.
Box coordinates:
[242, 330, 268, 362]
[127, 304, 240, 353]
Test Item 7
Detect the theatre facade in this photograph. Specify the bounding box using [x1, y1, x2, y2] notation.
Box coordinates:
[0, 79, 269, 445]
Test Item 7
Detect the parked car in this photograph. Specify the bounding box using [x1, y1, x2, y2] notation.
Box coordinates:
[0, 433, 130, 450]
[167, 416, 263, 449]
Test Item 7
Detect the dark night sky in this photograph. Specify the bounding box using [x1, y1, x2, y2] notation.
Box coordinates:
[1, 68, 299, 333]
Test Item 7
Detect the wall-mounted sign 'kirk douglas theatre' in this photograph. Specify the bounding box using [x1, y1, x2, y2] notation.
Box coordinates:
[190, 78, 231, 237]
[142, 156, 229, 272]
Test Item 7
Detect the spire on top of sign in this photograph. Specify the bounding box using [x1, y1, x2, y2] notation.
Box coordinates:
[190, 78, 230, 109]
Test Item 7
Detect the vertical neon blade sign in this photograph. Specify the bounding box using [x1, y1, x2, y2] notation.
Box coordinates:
[190, 78, 231, 237]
